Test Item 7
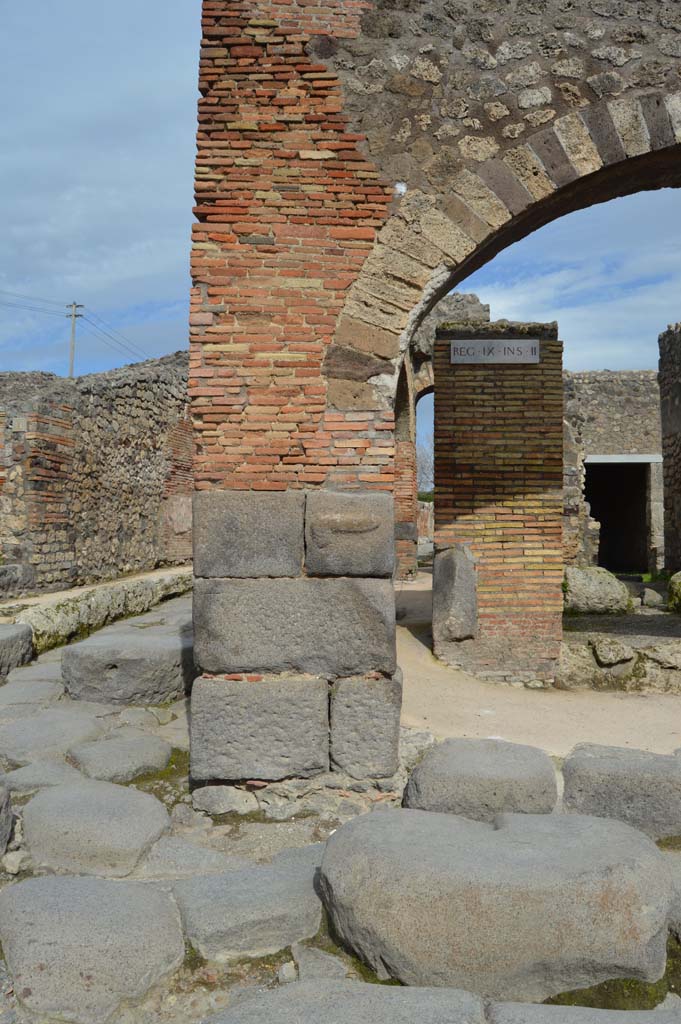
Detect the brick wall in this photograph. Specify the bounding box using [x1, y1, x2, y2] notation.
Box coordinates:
[434, 321, 564, 683]
[0, 354, 192, 597]
[190, 0, 395, 496]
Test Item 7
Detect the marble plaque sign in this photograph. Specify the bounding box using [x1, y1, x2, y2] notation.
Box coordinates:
[450, 339, 540, 364]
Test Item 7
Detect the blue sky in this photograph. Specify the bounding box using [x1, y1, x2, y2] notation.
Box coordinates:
[1, 3, 680, 385]
[417, 187, 681, 445]
[0, 1, 201, 376]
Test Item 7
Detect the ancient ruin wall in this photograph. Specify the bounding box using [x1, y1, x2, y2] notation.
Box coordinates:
[0, 354, 191, 597]
[563, 370, 662, 566]
[564, 370, 661, 455]
[659, 324, 681, 571]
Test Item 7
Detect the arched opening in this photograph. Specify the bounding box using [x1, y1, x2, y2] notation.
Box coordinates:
[394, 183, 677, 687]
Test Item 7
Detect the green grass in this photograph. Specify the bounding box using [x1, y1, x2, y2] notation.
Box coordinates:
[546, 935, 681, 1010]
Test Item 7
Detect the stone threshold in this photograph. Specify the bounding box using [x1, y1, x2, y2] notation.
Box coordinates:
[0, 565, 192, 654]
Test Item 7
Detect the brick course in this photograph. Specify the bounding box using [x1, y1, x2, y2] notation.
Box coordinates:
[190, 0, 394, 494]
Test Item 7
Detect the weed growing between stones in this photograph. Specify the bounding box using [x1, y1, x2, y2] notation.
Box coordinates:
[546, 935, 681, 1009]
[311, 908, 402, 986]
[183, 944, 208, 973]
[131, 748, 189, 807]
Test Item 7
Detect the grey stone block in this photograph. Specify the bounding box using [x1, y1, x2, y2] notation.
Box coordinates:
[0, 875, 184, 1024]
[190, 675, 329, 781]
[488, 1005, 681, 1024]
[477, 160, 532, 216]
[209, 980, 485, 1024]
[135, 836, 253, 879]
[0, 760, 85, 794]
[0, 624, 33, 676]
[0, 785, 10, 855]
[305, 491, 394, 577]
[319, 809, 671, 1000]
[193, 490, 305, 578]
[172, 844, 322, 961]
[193, 577, 396, 677]
[330, 672, 402, 779]
[563, 743, 681, 839]
[563, 567, 630, 614]
[640, 93, 675, 151]
[0, 706, 104, 767]
[403, 738, 557, 822]
[528, 127, 578, 187]
[23, 779, 170, 876]
[291, 942, 352, 982]
[0, 677, 63, 707]
[69, 732, 172, 783]
[581, 101, 627, 165]
[62, 624, 195, 705]
[192, 784, 259, 816]
[432, 545, 477, 647]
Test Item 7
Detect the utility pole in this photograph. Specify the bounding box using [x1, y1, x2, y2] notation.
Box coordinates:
[66, 302, 83, 378]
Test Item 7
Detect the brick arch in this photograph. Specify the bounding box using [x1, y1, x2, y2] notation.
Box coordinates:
[331, 91, 681, 412]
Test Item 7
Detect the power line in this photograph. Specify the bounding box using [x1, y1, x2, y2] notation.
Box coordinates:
[81, 315, 149, 361]
[84, 308, 150, 360]
[78, 328, 145, 363]
[0, 291, 153, 366]
[0, 287, 65, 308]
[0, 299, 67, 318]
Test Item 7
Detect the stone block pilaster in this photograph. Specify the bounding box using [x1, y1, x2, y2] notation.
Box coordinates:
[190, 490, 401, 782]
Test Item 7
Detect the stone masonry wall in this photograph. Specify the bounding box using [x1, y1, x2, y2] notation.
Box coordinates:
[434, 321, 564, 683]
[564, 369, 662, 567]
[564, 370, 661, 455]
[659, 324, 681, 571]
[0, 354, 192, 597]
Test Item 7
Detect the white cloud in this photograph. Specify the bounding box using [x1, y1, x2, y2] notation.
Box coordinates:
[463, 189, 681, 371]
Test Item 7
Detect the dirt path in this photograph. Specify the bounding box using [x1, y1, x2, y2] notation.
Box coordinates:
[396, 575, 681, 758]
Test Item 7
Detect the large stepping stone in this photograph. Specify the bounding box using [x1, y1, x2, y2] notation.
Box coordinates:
[173, 844, 323, 961]
[135, 835, 254, 879]
[0, 677, 63, 707]
[404, 738, 557, 821]
[563, 743, 681, 839]
[488, 1005, 681, 1024]
[23, 779, 169, 876]
[0, 760, 84, 794]
[210, 983, 680, 1024]
[210, 980, 485, 1023]
[0, 623, 32, 676]
[62, 623, 195, 705]
[0, 706, 104, 766]
[319, 809, 672, 1001]
[69, 731, 172, 783]
[0, 875, 184, 1024]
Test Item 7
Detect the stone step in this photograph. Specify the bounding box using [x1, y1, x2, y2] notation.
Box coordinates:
[0, 875, 184, 1024]
[403, 737, 557, 821]
[62, 621, 195, 705]
[22, 778, 170, 876]
[319, 808, 672, 1001]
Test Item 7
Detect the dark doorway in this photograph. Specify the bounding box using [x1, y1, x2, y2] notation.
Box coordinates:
[584, 462, 648, 573]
